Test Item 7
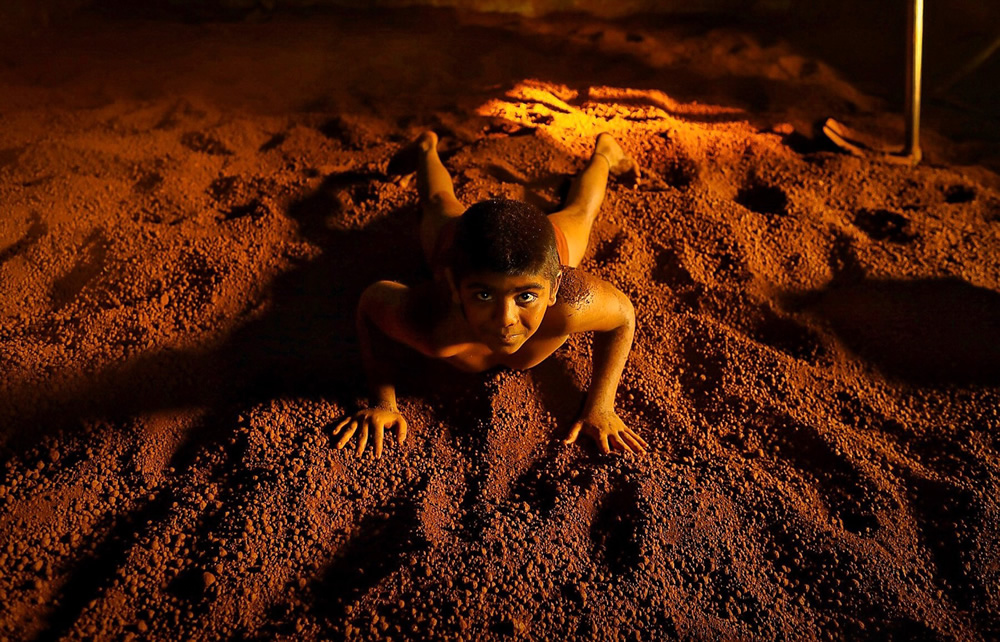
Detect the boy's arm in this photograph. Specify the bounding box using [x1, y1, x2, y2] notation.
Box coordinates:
[357, 287, 401, 411]
[558, 274, 648, 454]
[332, 281, 411, 458]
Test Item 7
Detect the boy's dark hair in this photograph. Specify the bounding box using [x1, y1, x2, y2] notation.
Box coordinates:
[449, 198, 561, 284]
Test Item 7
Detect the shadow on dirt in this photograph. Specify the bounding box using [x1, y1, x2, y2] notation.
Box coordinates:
[788, 278, 1000, 386]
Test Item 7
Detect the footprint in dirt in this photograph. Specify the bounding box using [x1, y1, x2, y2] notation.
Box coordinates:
[206, 175, 271, 221]
[589, 478, 644, 578]
[656, 135, 698, 190]
[853, 208, 916, 243]
[508, 448, 574, 518]
[180, 131, 233, 156]
[221, 200, 269, 221]
[175, 247, 222, 309]
[286, 169, 385, 238]
[133, 169, 163, 194]
[482, 120, 536, 137]
[702, 567, 764, 627]
[825, 229, 867, 284]
[318, 114, 392, 151]
[745, 303, 826, 364]
[0, 211, 48, 266]
[50, 228, 108, 309]
[661, 155, 698, 190]
[652, 244, 702, 308]
[759, 509, 869, 618]
[318, 116, 367, 150]
[0, 145, 25, 172]
[761, 409, 884, 536]
[736, 183, 788, 217]
[593, 231, 627, 264]
[710, 239, 751, 282]
[652, 245, 695, 288]
[943, 184, 975, 204]
[258, 131, 287, 153]
[312, 481, 429, 619]
[207, 175, 241, 202]
[155, 98, 208, 130]
[905, 474, 985, 607]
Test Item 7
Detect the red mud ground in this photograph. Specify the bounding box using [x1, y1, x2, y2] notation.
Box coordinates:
[1, 8, 1000, 641]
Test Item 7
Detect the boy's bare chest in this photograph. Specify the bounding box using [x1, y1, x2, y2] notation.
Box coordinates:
[433, 330, 569, 373]
[403, 286, 572, 372]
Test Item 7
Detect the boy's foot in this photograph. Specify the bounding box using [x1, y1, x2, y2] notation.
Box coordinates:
[416, 130, 438, 153]
[595, 133, 640, 186]
[387, 131, 440, 176]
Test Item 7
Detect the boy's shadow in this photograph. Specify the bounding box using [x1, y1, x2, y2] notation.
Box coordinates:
[0, 167, 425, 468]
[15, 166, 454, 642]
[175, 167, 440, 464]
[225, 170, 426, 402]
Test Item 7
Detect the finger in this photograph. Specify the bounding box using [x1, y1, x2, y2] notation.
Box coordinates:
[625, 428, 649, 449]
[336, 421, 359, 449]
[622, 431, 646, 453]
[599, 434, 611, 454]
[622, 428, 649, 450]
[564, 422, 583, 444]
[397, 417, 408, 445]
[610, 432, 634, 454]
[332, 416, 351, 435]
[357, 422, 372, 456]
[374, 424, 385, 459]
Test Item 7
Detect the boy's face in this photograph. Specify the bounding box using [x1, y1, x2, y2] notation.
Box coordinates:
[453, 270, 560, 353]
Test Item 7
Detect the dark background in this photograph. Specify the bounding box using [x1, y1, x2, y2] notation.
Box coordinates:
[3, 0, 997, 127]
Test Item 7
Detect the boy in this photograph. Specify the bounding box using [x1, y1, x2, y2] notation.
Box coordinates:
[333, 131, 647, 458]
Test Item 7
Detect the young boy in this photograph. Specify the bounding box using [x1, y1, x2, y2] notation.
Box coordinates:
[333, 131, 648, 459]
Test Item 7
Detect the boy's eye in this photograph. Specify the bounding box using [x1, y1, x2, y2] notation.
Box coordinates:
[474, 292, 492, 302]
[517, 292, 538, 304]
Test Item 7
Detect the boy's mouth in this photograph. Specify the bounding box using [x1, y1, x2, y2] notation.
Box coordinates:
[495, 332, 521, 345]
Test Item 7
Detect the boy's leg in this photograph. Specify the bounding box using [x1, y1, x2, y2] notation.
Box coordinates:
[548, 133, 637, 268]
[416, 131, 465, 264]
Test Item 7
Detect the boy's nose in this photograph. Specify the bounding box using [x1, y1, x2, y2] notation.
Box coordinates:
[497, 300, 518, 327]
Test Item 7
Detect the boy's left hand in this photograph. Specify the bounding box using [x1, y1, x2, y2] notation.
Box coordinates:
[564, 408, 648, 454]
[332, 408, 408, 459]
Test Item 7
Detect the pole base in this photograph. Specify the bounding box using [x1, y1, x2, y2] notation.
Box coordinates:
[821, 118, 921, 166]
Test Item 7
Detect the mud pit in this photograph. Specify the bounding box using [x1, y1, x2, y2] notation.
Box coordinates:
[2, 7, 1000, 641]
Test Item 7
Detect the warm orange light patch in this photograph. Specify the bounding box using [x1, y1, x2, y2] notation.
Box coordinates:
[586, 85, 745, 120]
[476, 79, 750, 161]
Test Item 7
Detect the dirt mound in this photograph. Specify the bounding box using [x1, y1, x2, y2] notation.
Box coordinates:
[1, 9, 999, 641]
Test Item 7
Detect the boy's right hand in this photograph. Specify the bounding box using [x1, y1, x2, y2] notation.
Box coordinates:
[332, 407, 408, 459]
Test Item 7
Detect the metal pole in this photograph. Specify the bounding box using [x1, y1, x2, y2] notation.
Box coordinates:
[903, 0, 923, 163]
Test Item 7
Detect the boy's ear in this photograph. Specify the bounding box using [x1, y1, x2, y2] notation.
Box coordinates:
[548, 271, 562, 307]
[444, 268, 461, 305]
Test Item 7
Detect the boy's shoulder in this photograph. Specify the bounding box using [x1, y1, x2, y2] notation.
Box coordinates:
[543, 267, 633, 335]
[361, 280, 450, 349]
